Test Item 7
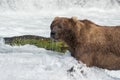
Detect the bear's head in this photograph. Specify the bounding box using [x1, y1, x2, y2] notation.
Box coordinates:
[50, 17, 84, 43]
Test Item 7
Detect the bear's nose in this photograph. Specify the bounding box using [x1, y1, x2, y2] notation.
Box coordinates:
[51, 31, 56, 36]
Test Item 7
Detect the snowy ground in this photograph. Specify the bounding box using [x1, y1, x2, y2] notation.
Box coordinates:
[0, 11, 120, 80]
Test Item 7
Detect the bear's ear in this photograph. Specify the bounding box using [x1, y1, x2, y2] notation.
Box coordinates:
[71, 16, 78, 22]
[54, 16, 59, 20]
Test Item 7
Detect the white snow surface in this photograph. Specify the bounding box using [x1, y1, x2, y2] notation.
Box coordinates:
[0, 0, 120, 80]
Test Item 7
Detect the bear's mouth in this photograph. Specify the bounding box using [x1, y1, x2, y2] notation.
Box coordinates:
[51, 36, 60, 41]
[50, 32, 59, 40]
[50, 35, 62, 42]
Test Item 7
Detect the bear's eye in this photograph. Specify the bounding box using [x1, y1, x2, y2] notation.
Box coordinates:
[58, 25, 62, 29]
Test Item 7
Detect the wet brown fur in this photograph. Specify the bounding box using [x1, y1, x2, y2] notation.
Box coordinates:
[50, 17, 120, 70]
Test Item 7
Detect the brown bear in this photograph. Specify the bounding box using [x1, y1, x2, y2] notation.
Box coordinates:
[50, 16, 120, 70]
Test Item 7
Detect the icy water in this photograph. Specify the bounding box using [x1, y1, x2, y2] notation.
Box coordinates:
[0, 0, 120, 80]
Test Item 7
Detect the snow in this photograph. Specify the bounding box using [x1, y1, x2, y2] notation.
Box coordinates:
[0, 0, 120, 80]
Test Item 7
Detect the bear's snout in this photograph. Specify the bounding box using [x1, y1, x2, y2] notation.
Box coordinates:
[50, 31, 56, 38]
